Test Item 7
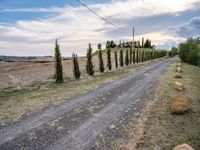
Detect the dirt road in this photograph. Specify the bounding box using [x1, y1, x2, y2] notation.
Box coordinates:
[0, 57, 176, 150]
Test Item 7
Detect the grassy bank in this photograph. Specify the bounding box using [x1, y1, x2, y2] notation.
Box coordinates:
[135, 62, 200, 149]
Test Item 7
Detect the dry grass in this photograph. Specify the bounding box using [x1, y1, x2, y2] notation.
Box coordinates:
[0, 56, 163, 126]
[0, 70, 130, 126]
[135, 62, 200, 149]
[171, 96, 189, 114]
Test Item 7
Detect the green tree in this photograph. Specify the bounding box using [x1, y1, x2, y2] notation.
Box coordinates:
[142, 37, 144, 48]
[144, 39, 151, 48]
[125, 49, 129, 66]
[72, 53, 80, 79]
[107, 48, 112, 70]
[54, 39, 63, 83]
[136, 49, 139, 63]
[86, 43, 94, 76]
[114, 51, 118, 68]
[130, 46, 133, 64]
[98, 44, 104, 73]
[119, 49, 124, 67]
[133, 48, 135, 63]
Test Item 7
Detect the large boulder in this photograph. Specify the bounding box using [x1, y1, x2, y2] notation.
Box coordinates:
[173, 143, 195, 150]
[171, 97, 189, 114]
[175, 72, 182, 78]
[175, 81, 184, 91]
[176, 63, 182, 67]
[176, 66, 182, 73]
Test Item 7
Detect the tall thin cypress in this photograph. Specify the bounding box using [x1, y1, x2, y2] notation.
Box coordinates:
[107, 48, 112, 70]
[125, 49, 129, 66]
[130, 46, 132, 64]
[72, 53, 80, 79]
[86, 43, 94, 76]
[114, 51, 118, 68]
[54, 39, 63, 83]
[150, 50, 153, 61]
[136, 49, 139, 63]
[142, 50, 144, 62]
[119, 49, 124, 67]
[133, 48, 135, 64]
[98, 44, 104, 73]
[142, 37, 144, 48]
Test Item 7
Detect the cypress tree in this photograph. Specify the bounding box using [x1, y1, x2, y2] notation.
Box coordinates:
[107, 48, 112, 70]
[130, 46, 132, 64]
[98, 44, 104, 73]
[114, 51, 118, 68]
[125, 49, 129, 66]
[54, 39, 63, 83]
[142, 37, 144, 48]
[133, 48, 135, 63]
[119, 49, 124, 67]
[136, 49, 139, 63]
[72, 53, 80, 79]
[86, 43, 94, 76]
[150, 50, 153, 61]
[142, 50, 144, 62]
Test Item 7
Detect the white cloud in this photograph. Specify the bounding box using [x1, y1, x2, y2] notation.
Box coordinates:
[0, 0, 199, 56]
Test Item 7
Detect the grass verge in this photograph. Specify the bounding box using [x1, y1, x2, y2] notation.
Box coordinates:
[134, 62, 200, 149]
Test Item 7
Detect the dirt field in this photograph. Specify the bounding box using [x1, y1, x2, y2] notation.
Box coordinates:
[0, 54, 114, 90]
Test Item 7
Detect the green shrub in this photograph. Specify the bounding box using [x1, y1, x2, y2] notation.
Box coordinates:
[179, 37, 200, 66]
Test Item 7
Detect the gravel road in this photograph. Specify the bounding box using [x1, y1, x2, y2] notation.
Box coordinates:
[0, 57, 176, 150]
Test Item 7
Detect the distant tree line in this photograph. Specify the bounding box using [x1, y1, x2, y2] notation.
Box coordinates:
[105, 37, 153, 49]
[54, 40, 167, 83]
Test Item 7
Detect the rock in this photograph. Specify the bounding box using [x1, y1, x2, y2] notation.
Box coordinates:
[175, 81, 184, 91]
[173, 143, 195, 150]
[176, 66, 182, 72]
[177, 63, 182, 67]
[110, 124, 116, 129]
[171, 97, 189, 114]
[175, 72, 182, 78]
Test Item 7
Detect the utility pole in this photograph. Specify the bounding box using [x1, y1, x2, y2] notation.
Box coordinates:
[133, 27, 135, 48]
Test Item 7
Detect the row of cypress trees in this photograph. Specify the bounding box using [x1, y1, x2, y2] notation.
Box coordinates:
[54, 40, 166, 83]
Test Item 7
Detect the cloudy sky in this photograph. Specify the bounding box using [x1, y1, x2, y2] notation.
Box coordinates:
[0, 0, 200, 56]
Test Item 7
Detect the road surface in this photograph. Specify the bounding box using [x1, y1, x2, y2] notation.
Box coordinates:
[0, 57, 176, 150]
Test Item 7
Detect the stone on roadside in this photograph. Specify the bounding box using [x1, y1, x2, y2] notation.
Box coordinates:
[176, 66, 182, 72]
[171, 97, 189, 114]
[175, 81, 184, 91]
[173, 143, 195, 150]
[175, 72, 182, 78]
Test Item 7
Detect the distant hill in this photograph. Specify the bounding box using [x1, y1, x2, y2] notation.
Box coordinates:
[0, 55, 71, 62]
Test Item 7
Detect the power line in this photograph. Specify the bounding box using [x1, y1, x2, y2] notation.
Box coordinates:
[76, 0, 128, 30]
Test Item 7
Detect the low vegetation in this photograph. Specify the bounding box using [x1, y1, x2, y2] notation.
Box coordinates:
[179, 37, 200, 67]
[135, 62, 200, 149]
